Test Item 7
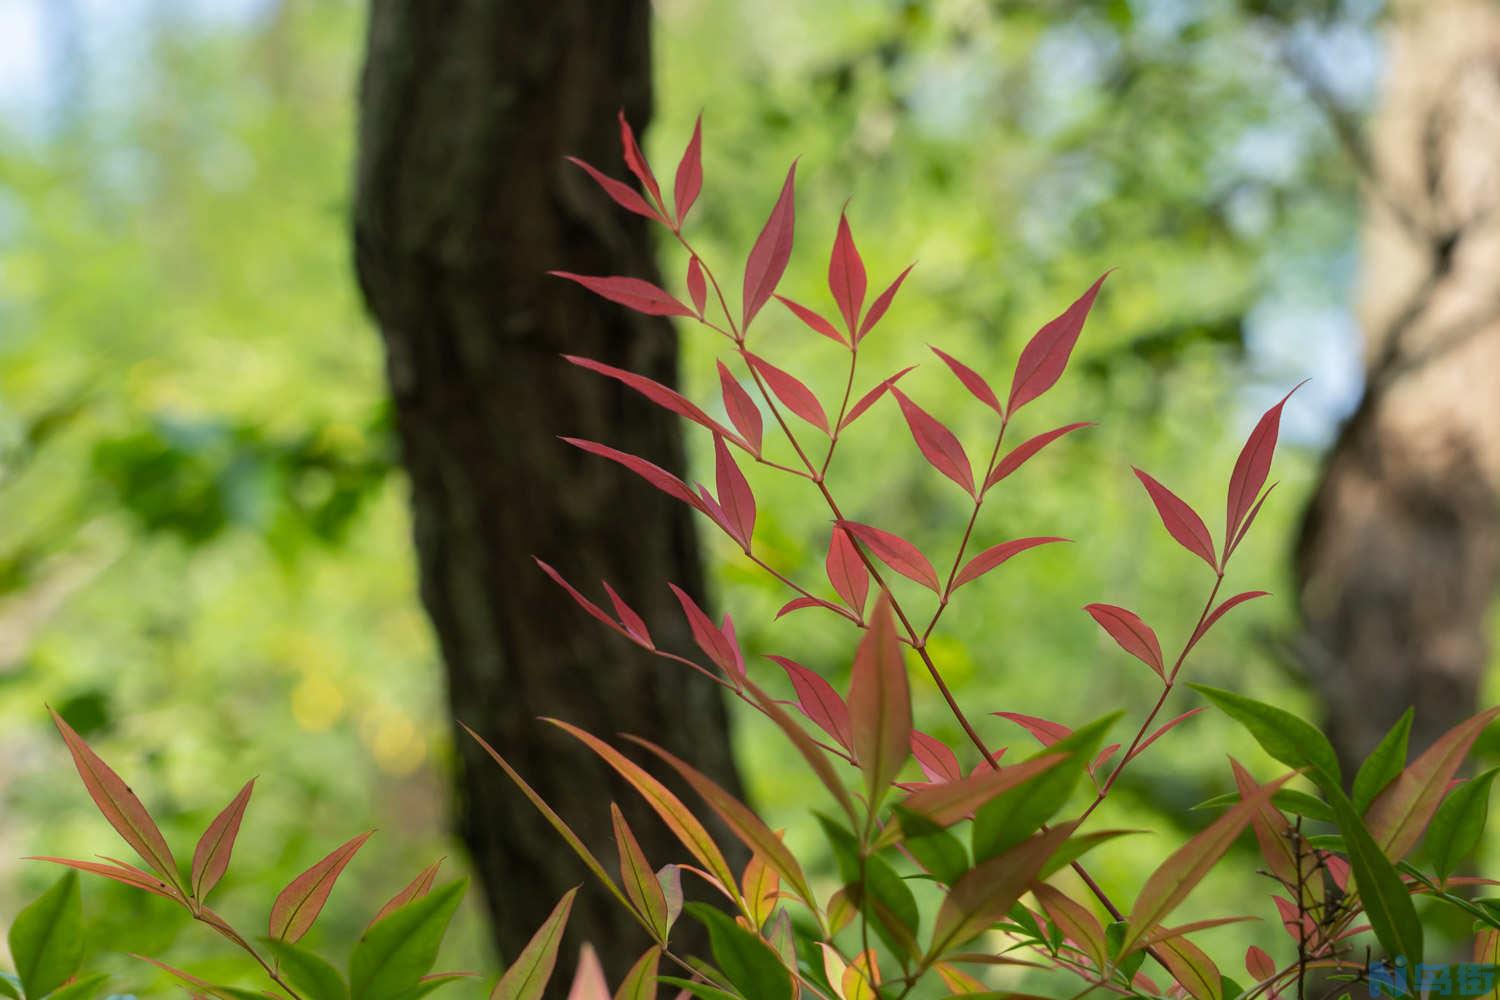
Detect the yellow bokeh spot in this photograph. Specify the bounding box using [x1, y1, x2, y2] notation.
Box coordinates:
[291, 673, 345, 733]
[366, 711, 425, 776]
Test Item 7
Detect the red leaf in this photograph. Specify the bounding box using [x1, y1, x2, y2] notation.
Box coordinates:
[601, 581, 654, 648]
[891, 388, 974, 495]
[951, 537, 1067, 592]
[1091, 744, 1121, 776]
[566, 158, 663, 224]
[775, 596, 846, 620]
[565, 356, 740, 443]
[1084, 604, 1165, 678]
[828, 211, 867, 334]
[742, 162, 797, 330]
[1227, 382, 1305, 545]
[536, 558, 636, 642]
[930, 347, 1001, 414]
[712, 435, 755, 548]
[49, 707, 180, 890]
[1127, 709, 1206, 763]
[770, 655, 853, 752]
[840, 366, 915, 431]
[191, 779, 254, 902]
[1226, 481, 1278, 560]
[1134, 468, 1219, 572]
[269, 831, 372, 942]
[775, 295, 847, 346]
[826, 525, 870, 615]
[1245, 945, 1276, 982]
[668, 583, 744, 684]
[1366, 706, 1500, 860]
[717, 361, 763, 454]
[841, 521, 941, 593]
[746, 352, 828, 434]
[994, 712, 1072, 748]
[617, 111, 664, 212]
[847, 594, 913, 806]
[28, 856, 178, 901]
[550, 272, 694, 318]
[857, 264, 913, 342]
[984, 422, 1092, 492]
[910, 731, 963, 784]
[562, 438, 704, 512]
[673, 114, 703, 227]
[568, 945, 611, 1000]
[1185, 591, 1270, 653]
[1007, 272, 1110, 415]
[900, 754, 1066, 828]
[370, 858, 444, 930]
[686, 257, 707, 316]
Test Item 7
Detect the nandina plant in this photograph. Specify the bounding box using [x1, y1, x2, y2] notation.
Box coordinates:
[28, 115, 1500, 1000]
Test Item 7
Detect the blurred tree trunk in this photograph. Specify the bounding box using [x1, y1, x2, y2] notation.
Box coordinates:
[352, 0, 743, 977]
[1295, 0, 1500, 777]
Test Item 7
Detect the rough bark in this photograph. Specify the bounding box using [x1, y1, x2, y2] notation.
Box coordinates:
[1295, 0, 1500, 777]
[352, 0, 743, 977]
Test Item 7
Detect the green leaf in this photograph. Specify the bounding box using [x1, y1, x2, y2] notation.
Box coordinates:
[0, 973, 21, 999]
[8, 871, 84, 999]
[614, 948, 662, 1000]
[1191, 685, 1341, 789]
[1354, 709, 1412, 813]
[1427, 767, 1499, 882]
[348, 880, 466, 1000]
[44, 974, 112, 1000]
[489, 887, 578, 1000]
[685, 903, 793, 1000]
[930, 824, 1074, 957]
[1327, 786, 1423, 964]
[1192, 788, 1333, 822]
[657, 977, 741, 1000]
[972, 714, 1118, 862]
[1039, 828, 1143, 879]
[385, 974, 472, 1000]
[263, 939, 349, 1000]
[893, 809, 969, 885]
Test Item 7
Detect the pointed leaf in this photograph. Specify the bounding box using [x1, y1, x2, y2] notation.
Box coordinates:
[1156, 934, 1223, 1000]
[1326, 784, 1424, 964]
[899, 754, 1066, 829]
[1007, 273, 1109, 414]
[262, 939, 348, 1000]
[1085, 604, 1165, 678]
[742, 163, 797, 329]
[994, 712, 1072, 747]
[825, 526, 870, 616]
[26, 856, 177, 900]
[743, 678, 858, 824]
[1185, 591, 1270, 653]
[1227, 383, 1305, 543]
[985, 422, 1092, 492]
[1366, 706, 1500, 860]
[910, 730, 963, 784]
[952, 537, 1067, 592]
[617, 111, 663, 211]
[1353, 708, 1413, 814]
[930, 825, 1075, 956]
[566, 158, 662, 224]
[775, 296, 846, 346]
[1226, 482, 1278, 559]
[1191, 685, 1341, 790]
[1032, 882, 1108, 972]
[673, 115, 703, 226]
[1427, 767, 1499, 882]
[600, 582, 653, 648]
[745, 353, 828, 433]
[848, 595, 913, 809]
[685, 256, 708, 317]
[841, 521, 940, 592]
[1245, 946, 1276, 982]
[489, 888, 578, 1000]
[9, 872, 83, 999]
[269, 831, 371, 942]
[192, 779, 254, 902]
[930, 347, 1001, 414]
[1128, 709, 1207, 763]
[370, 858, 445, 930]
[564, 948, 610, 1000]
[717, 362, 762, 454]
[614, 948, 661, 1000]
[857, 265, 913, 342]
[829, 212, 867, 334]
[685, 903, 794, 1000]
[1134, 468, 1218, 571]
[562, 438, 705, 511]
[891, 388, 974, 494]
[712, 435, 755, 548]
[609, 804, 669, 939]
[840, 366, 915, 430]
[741, 851, 780, 928]
[565, 356, 740, 443]
[668, 583, 744, 684]
[550, 273, 693, 317]
[769, 655, 852, 751]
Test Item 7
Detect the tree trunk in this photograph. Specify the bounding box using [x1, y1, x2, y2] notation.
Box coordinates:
[352, 0, 743, 977]
[1295, 0, 1500, 777]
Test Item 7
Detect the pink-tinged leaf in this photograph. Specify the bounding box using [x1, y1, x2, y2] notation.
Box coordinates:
[1185, 591, 1270, 653]
[769, 655, 853, 752]
[49, 707, 180, 890]
[269, 831, 372, 942]
[369, 858, 444, 930]
[828, 212, 867, 334]
[719, 615, 747, 682]
[567, 946, 611, 1000]
[930, 347, 1001, 414]
[615, 947, 661, 1000]
[932, 824, 1076, 954]
[673, 115, 703, 227]
[712, 435, 755, 548]
[1032, 882, 1109, 973]
[1121, 768, 1295, 953]
[610, 804, 669, 939]
[891, 387, 974, 495]
[1272, 895, 1318, 947]
[1128, 709, 1207, 763]
[1230, 761, 1307, 899]
[840, 366, 916, 431]
[550, 272, 694, 318]
[1006, 272, 1109, 414]
[717, 361, 763, 454]
[601, 581, 653, 648]
[841, 521, 941, 592]
[1245, 945, 1276, 982]
[565, 356, 741, 444]
[668, 583, 744, 684]
[535, 559, 636, 642]
[1227, 382, 1305, 545]
[742, 679, 858, 824]
[742, 853, 779, 928]
[847, 594, 913, 809]
[985, 422, 1093, 492]
[745, 352, 828, 433]
[1366, 706, 1500, 860]
[191, 779, 254, 902]
[544, 719, 739, 896]
[28, 856, 178, 901]
[994, 713, 1072, 747]
[775, 596, 838, 619]
[826, 525, 871, 616]
[686, 257, 707, 316]
[1091, 745, 1121, 776]
[857, 264, 914, 342]
[910, 731, 963, 784]
[900, 754, 1065, 828]
[617, 111, 664, 212]
[1155, 934, 1224, 1000]
[492, 887, 579, 1000]
[696, 482, 738, 541]
[657, 866, 683, 931]
[774, 295, 847, 346]
[1226, 482, 1278, 560]
[1134, 468, 1219, 572]
[562, 438, 705, 512]
[952, 537, 1068, 592]
[1084, 604, 1166, 678]
[742, 162, 797, 329]
[566, 158, 663, 224]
